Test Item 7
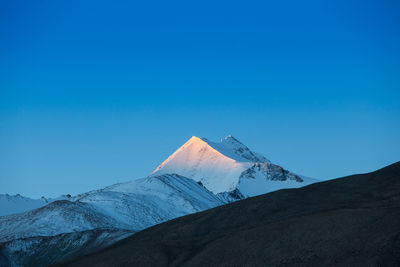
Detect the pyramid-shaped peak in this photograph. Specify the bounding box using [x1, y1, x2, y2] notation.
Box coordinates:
[190, 136, 202, 140]
[151, 135, 316, 196]
[177, 136, 208, 148]
[188, 135, 244, 148]
[187, 136, 203, 142]
[187, 136, 214, 145]
[152, 135, 270, 177]
[149, 135, 317, 196]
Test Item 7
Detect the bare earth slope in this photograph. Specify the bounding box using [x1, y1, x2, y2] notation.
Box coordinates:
[59, 162, 400, 267]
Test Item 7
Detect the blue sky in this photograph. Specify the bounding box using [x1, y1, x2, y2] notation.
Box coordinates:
[1, 0, 399, 198]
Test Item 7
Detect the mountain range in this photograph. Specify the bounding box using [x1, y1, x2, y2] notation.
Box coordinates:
[0, 135, 317, 267]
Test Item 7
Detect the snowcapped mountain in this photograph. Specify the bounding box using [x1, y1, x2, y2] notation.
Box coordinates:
[0, 194, 71, 216]
[152, 135, 318, 198]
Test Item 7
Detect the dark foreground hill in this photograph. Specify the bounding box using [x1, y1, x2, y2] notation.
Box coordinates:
[58, 162, 400, 267]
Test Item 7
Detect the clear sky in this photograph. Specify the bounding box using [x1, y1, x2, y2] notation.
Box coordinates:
[1, 0, 399, 198]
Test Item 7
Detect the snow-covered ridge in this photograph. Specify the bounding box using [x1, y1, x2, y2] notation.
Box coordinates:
[72, 173, 224, 230]
[202, 135, 270, 163]
[0, 174, 223, 243]
[0, 200, 129, 242]
[152, 135, 318, 197]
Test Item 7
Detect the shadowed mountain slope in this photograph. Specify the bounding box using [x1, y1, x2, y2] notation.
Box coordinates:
[59, 162, 400, 267]
[0, 229, 133, 267]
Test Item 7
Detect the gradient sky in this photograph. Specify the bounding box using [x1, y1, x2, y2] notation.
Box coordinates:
[1, 0, 399, 198]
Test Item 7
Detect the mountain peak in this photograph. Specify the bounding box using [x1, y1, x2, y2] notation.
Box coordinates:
[190, 136, 203, 141]
[223, 134, 240, 143]
[151, 135, 316, 196]
[152, 135, 273, 193]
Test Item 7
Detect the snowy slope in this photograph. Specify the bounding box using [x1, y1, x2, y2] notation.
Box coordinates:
[0, 200, 130, 242]
[152, 135, 318, 198]
[0, 194, 70, 216]
[0, 174, 223, 243]
[74, 174, 224, 230]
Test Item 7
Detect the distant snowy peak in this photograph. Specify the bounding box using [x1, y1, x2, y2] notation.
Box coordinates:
[0, 194, 47, 217]
[0, 194, 72, 216]
[152, 135, 318, 197]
